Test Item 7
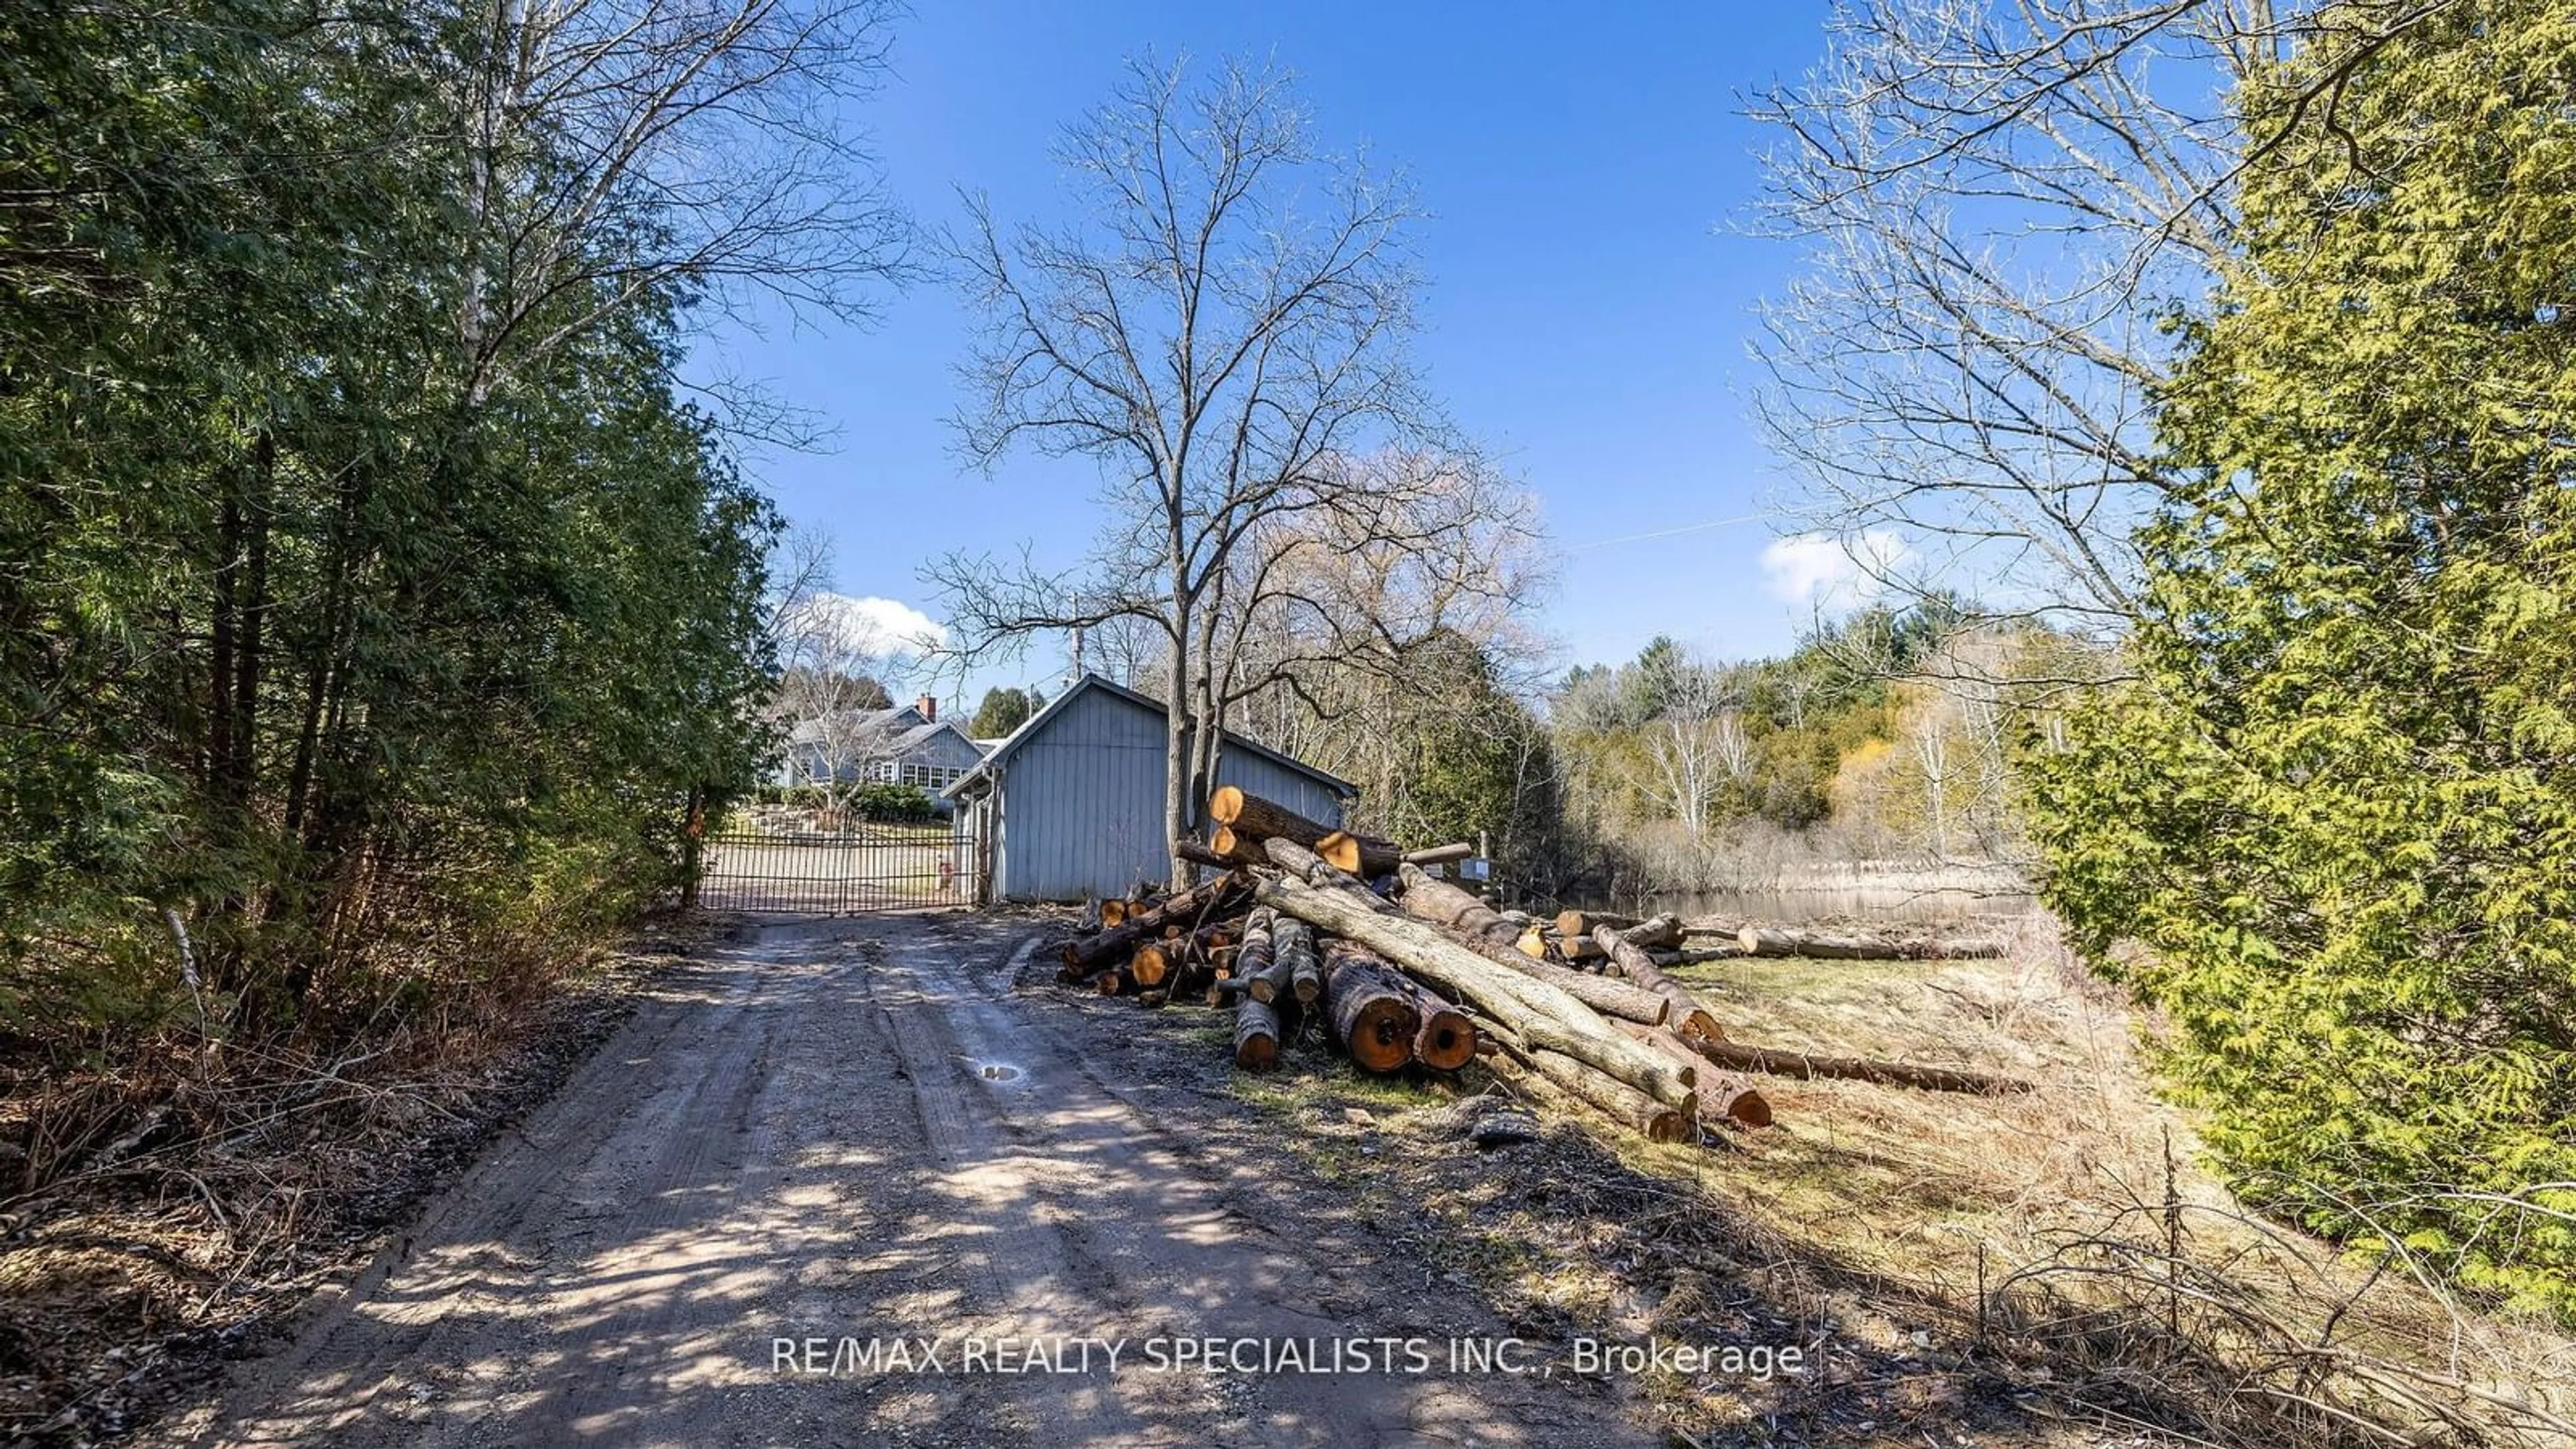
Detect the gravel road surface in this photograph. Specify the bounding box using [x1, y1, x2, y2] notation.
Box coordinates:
[154, 914, 1648, 1448]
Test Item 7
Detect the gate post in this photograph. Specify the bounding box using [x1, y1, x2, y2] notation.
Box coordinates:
[680, 785, 705, 910]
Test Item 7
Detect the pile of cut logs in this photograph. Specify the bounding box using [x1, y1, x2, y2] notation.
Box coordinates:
[1053, 787, 2028, 1144]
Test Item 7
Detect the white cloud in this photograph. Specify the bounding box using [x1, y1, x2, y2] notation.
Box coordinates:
[1758, 531, 1909, 614]
[786, 592, 948, 657]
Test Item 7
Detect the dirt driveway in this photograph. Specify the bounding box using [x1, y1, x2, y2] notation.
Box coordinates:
[151, 914, 1650, 1448]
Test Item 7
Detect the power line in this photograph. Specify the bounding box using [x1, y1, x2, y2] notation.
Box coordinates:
[1564, 511, 1769, 553]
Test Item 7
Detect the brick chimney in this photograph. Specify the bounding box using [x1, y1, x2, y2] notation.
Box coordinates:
[916, 693, 936, 722]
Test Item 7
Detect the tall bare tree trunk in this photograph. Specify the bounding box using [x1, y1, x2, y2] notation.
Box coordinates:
[1165, 585, 1194, 890]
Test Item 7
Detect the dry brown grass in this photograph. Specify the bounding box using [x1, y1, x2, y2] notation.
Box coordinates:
[1210, 912, 2576, 1446]
[1652, 913, 2576, 1446]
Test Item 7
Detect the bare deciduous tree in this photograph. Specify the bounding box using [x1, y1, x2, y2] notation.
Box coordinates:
[930, 56, 1458, 885]
[1640, 654, 1744, 843]
[765, 529, 924, 813]
[1748, 0, 2455, 648]
[455, 0, 912, 407]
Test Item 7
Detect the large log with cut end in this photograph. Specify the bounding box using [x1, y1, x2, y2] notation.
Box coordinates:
[1129, 943, 1173, 989]
[1263, 835, 1364, 891]
[1234, 998, 1281, 1071]
[1556, 910, 1640, 939]
[1317, 830, 1402, 877]
[1519, 924, 1603, 963]
[1474, 1011, 1701, 1140]
[1207, 824, 1277, 862]
[1256, 874, 1695, 1112]
[1207, 786, 1336, 847]
[1686, 1036, 2032, 1095]
[1514, 1046, 1700, 1139]
[1617, 1024, 1772, 1128]
[1406, 982, 1478, 1071]
[1323, 943, 1421, 1072]
[1174, 837, 1246, 870]
[1061, 873, 1246, 981]
[1593, 924, 1725, 1044]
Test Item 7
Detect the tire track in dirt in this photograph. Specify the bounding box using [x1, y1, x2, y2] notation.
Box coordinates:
[152, 915, 1650, 1448]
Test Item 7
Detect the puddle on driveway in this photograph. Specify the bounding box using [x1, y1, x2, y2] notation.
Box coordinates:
[979, 1063, 1023, 1083]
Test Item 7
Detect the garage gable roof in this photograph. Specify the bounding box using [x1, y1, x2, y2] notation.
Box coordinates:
[942, 673, 1356, 800]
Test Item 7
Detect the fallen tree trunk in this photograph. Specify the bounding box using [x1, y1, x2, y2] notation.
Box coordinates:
[1234, 997, 1281, 1071]
[1735, 926, 2008, 961]
[1256, 874, 1695, 1112]
[1251, 914, 1307, 1006]
[1317, 830, 1401, 877]
[1279, 914, 1322, 1006]
[1060, 873, 1246, 981]
[1592, 924, 1725, 1044]
[1685, 1036, 2033, 1095]
[1208, 786, 1336, 849]
[1489, 1049, 1691, 1142]
[1400, 841, 1477, 867]
[1391, 865, 1668, 1024]
[1323, 943, 1420, 1072]
[1648, 946, 1741, 967]
[1617, 1024, 1772, 1128]
[1393, 863, 1520, 949]
[1233, 908, 1275, 994]
[1502, 953, 1669, 1026]
[1619, 913, 1685, 951]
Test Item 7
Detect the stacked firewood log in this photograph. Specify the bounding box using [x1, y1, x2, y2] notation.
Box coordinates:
[1053, 789, 2028, 1144]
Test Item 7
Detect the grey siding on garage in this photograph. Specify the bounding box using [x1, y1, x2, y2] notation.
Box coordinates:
[991, 686, 1345, 902]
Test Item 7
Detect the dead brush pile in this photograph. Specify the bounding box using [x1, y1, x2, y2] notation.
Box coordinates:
[0, 923, 702, 1444]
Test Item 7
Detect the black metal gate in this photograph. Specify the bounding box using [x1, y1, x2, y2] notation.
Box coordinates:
[692, 815, 983, 913]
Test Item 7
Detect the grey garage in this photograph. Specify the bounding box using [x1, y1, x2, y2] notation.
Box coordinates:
[943, 674, 1354, 902]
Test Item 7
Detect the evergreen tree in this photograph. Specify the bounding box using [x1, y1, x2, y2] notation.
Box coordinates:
[2027, 0, 2576, 1314]
[969, 686, 1036, 738]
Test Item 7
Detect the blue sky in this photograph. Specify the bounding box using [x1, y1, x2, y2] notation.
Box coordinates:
[695, 1, 1847, 706]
